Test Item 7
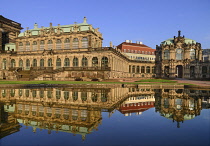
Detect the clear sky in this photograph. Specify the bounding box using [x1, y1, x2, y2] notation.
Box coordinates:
[1, 0, 210, 49]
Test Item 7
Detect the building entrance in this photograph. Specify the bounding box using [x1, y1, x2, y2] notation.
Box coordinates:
[176, 65, 183, 78]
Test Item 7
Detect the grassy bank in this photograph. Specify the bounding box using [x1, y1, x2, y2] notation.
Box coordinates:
[135, 79, 177, 83]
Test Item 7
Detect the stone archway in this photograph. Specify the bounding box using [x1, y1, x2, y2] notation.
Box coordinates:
[176, 65, 183, 78]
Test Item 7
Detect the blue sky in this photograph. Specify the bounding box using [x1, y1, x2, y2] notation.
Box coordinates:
[1, 0, 210, 49]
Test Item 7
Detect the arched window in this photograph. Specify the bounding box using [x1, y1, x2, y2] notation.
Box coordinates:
[56, 90, 61, 99]
[176, 49, 183, 60]
[19, 42, 23, 51]
[91, 93, 98, 102]
[26, 59, 30, 70]
[40, 90, 44, 98]
[33, 59, 37, 67]
[2, 59, 6, 69]
[47, 40, 53, 50]
[47, 90, 52, 98]
[56, 58, 61, 69]
[146, 66, 150, 73]
[64, 91, 69, 100]
[82, 37, 88, 48]
[32, 90, 36, 98]
[136, 66, 140, 73]
[40, 59, 44, 67]
[56, 39, 62, 49]
[132, 66, 135, 73]
[164, 50, 170, 60]
[152, 66, 155, 73]
[64, 58, 70, 67]
[73, 57, 78, 67]
[33, 41, 37, 51]
[11, 59, 16, 68]
[19, 59, 23, 68]
[141, 66, 145, 73]
[101, 92, 107, 102]
[26, 41, 30, 51]
[72, 91, 78, 101]
[82, 57, 88, 67]
[73, 38, 79, 49]
[48, 58, 52, 67]
[190, 49, 196, 59]
[40, 40, 45, 50]
[92, 57, 98, 67]
[64, 38, 70, 49]
[101, 57, 108, 67]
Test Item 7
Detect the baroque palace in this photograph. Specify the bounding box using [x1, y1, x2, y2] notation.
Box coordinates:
[0, 15, 155, 81]
[0, 15, 209, 80]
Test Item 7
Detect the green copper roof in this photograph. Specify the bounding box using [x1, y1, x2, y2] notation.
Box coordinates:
[18, 17, 95, 37]
[161, 38, 196, 45]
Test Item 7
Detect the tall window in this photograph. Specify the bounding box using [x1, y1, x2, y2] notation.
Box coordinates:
[73, 38, 79, 49]
[141, 66, 145, 73]
[64, 91, 69, 100]
[33, 41, 37, 51]
[92, 57, 98, 67]
[40, 40, 45, 50]
[190, 49, 195, 59]
[19, 59, 23, 68]
[164, 50, 170, 60]
[136, 66, 140, 73]
[132, 66, 135, 73]
[101, 57, 108, 67]
[152, 66, 155, 73]
[47, 40, 53, 50]
[202, 66, 207, 74]
[33, 59, 37, 67]
[56, 58, 61, 69]
[73, 57, 78, 67]
[64, 38, 70, 49]
[56, 39, 62, 49]
[26, 41, 30, 51]
[40, 59, 44, 67]
[11, 59, 16, 68]
[48, 59, 52, 67]
[26, 59, 30, 70]
[81, 37, 88, 48]
[82, 57, 88, 67]
[146, 66, 150, 73]
[64, 58, 70, 67]
[19, 42, 23, 51]
[176, 49, 183, 60]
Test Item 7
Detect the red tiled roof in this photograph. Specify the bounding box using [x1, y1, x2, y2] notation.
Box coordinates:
[117, 42, 155, 52]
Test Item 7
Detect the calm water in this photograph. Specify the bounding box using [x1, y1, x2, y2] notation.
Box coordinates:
[0, 86, 209, 146]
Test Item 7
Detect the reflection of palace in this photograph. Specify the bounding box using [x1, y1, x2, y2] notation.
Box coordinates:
[0, 87, 130, 140]
[118, 87, 155, 116]
[0, 86, 209, 140]
[155, 88, 210, 128]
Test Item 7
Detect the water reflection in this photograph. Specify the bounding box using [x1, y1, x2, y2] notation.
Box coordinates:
[0, 86, 209, 140]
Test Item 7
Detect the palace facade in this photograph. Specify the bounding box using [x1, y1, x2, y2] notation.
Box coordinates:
[0, 16, 155, 81]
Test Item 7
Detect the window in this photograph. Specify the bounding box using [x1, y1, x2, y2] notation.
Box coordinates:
[190, 49, 195, 59]
[164, 50, 170, 60]
[132, 66, 135, 73]
[48, 59, 52, 67]
[56, 58, 61, 69]
[136, 66, 140, 73]
[26, 41, 30, 51]
[101, 57, 108, 67]
[82, 57, 88, 67]
[202, 66, 207, 74]
[19, 42, 23, 51]
[47, 40, 53, 50]
[64, 38, 70, 49]
[141, 66, 145, 73]
[81, 37, 88, 48]
[81, 92, 87, 101]
[73, 57, 78, 67]
[56, 39, 62, 49]
[146, 66, 150, 73]
[73, 38, 79, 49]
[64, 91, 69, 100]
[40, 59, 44, 67]
[64, 58, 70, 67]
[33, 41, 37, 51]
[176, 49, 183, 60]
[40, 40, 45, 50]
[11, 59, 16, 68]
[26, 59, 30, 70]
[92, 57, 98, 67]
[19, 59, 23, 68]
[33, 59, 37, 67]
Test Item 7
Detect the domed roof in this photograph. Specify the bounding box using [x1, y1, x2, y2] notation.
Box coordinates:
[161, 38, 196, 45]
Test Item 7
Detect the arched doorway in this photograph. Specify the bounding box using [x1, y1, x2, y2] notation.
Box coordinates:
[176, 65, 183, 78]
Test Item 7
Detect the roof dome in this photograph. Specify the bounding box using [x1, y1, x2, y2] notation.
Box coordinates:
[161, 38, 196, 45]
